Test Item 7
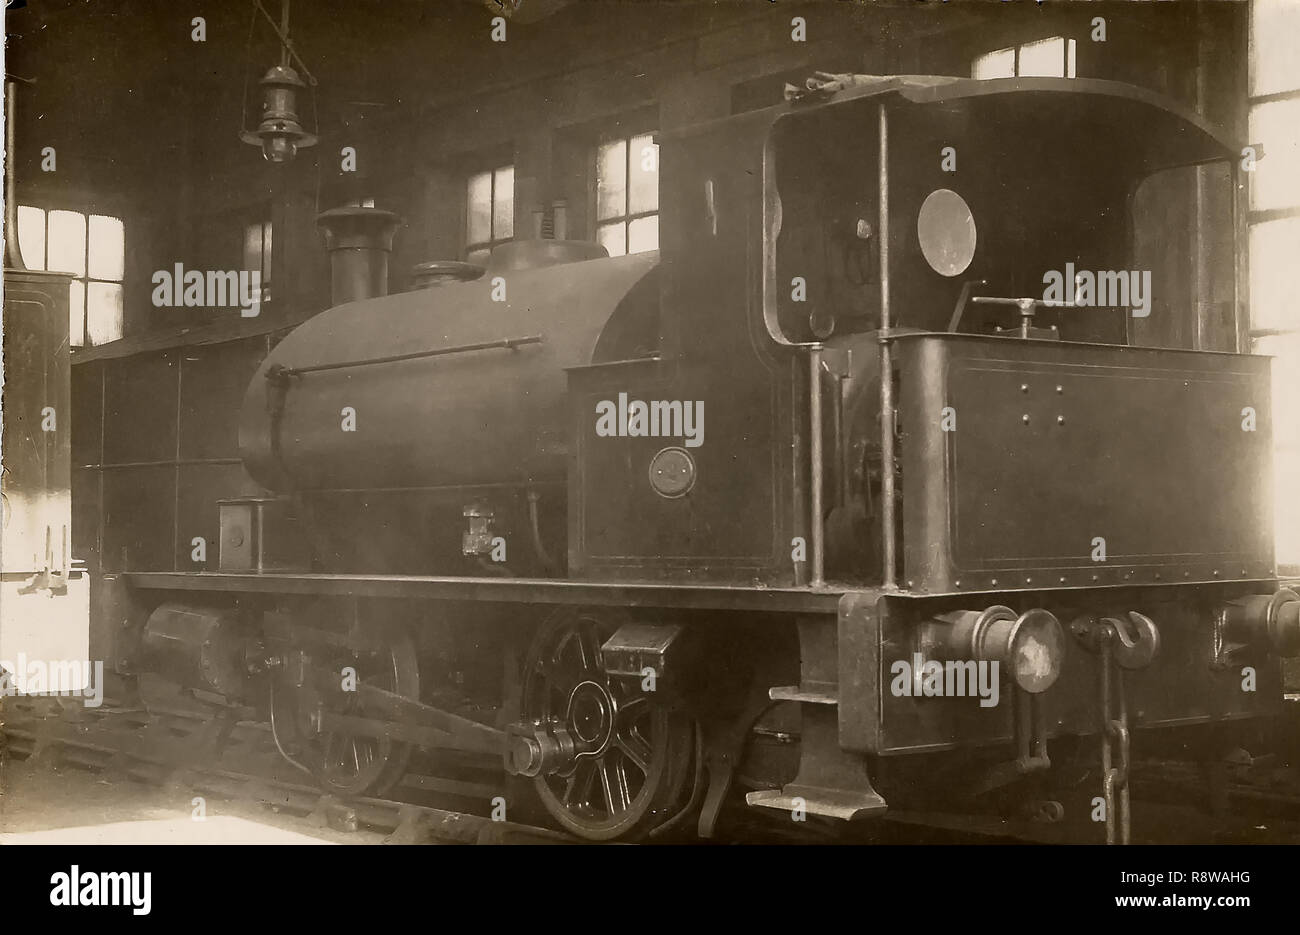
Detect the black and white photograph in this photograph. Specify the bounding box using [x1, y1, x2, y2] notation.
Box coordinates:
[0, 0, 1296, 913]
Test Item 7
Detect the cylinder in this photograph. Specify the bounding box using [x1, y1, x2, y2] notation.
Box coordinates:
[142, 603, 248, 700]
[316, 207, 401, 306]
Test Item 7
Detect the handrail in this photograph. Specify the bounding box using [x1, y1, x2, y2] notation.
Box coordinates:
[270, 334, 544, 379]
[260, 334, 544, 492]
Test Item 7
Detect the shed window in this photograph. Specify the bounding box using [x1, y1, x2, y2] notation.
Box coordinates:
[466, 165, 514, 265]
[973, 37, 1077, 80]
[18, 205, 124, 346]
[595, 133, 659, 257]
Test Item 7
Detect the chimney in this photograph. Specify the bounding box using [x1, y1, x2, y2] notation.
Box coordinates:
[315, 206, 400, 306]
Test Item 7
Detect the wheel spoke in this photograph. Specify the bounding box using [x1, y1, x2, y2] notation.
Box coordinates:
[576, 622, 604, 676]
[613, 758, 632, 812]
[564, 759, 597, 809]
[550, 635, 585, 693]
[323, 731, 340, 773]
[615, 731, 653, 775]
[619, 694, 648, 716]
[598, 756, 631, 816]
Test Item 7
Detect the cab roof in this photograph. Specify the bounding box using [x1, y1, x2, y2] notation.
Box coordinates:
[666, 74, 1238, 175]
[781, 74, 1239, 173]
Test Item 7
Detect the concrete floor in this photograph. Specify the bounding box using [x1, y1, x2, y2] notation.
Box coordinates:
[0, 759, 389, 845]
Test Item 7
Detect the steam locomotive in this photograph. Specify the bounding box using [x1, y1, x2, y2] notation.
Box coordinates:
[118, 74, 1300, 842]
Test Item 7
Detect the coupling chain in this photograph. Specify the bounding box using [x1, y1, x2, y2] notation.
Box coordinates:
[1098, 631, 1131, 845]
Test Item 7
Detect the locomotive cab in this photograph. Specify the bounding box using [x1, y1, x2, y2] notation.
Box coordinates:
[761, 76, 1266, 590]
[766, 76, 1236, 347]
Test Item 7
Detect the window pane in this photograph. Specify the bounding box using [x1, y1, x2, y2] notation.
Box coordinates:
[467, 171, 493, 244]
[1275, 448, 1300, 567]
[1067, 38, 1077, 78]
[243, 223, 263, 274]
[87, 281, 124, 345]
[627, 215, 659, 254]
[1251, 0, 1300, 98]
[88, 214, 125, 281]
[48, 209, 86, 277]
[1248, 98, 1300, 213]
[629, 133, 659, 215]
[972, 47, 1014, 80]
[1254, 332, 1300, 449]
[493, 166, 514, 240]
[17, 205, 46, 270]
[262, 221, 273, 281]
[1019, 37, 1065, 78]
[597, 221, 626, 258]
[596, 139, 627, 221]
[69, 279, 85, 348]
[1249, 216, 1300, 332]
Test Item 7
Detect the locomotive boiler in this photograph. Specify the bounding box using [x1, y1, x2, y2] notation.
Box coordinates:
[123, 74, 1300, 843]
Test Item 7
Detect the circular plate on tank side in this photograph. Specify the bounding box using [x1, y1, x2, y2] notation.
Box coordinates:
[648, 447, 696, 499]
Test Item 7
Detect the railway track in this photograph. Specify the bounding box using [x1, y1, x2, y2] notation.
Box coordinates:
[7, 693, 1300, 844]
[0, 680, 837, 845]
[0, 694, 576, 845]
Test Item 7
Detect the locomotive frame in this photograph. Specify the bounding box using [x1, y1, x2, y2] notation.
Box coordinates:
[71, 74, 1300, 843]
